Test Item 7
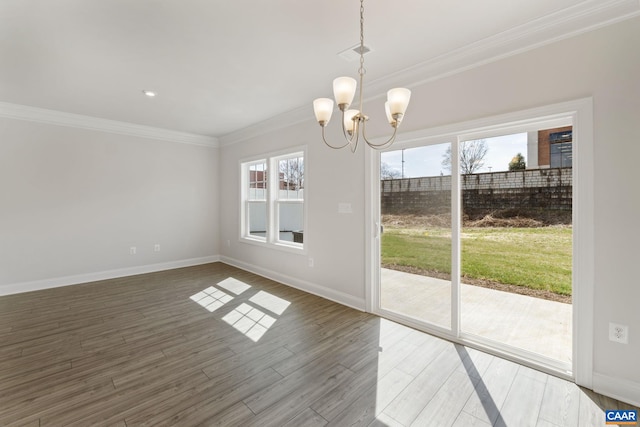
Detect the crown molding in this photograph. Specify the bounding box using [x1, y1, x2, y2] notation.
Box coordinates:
[218, 105, 312, 147]
[369, 0, 640, 93]
[219, 0, 640, 146]
[0, 102, 219, 148]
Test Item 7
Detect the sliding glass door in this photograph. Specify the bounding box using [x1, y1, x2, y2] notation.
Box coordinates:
[373, 116, 577, 375]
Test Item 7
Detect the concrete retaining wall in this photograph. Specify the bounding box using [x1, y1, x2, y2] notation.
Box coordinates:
[381, 167, 572, 215]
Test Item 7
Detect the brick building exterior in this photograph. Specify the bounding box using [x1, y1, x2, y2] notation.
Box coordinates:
[528, 126, 573, 169]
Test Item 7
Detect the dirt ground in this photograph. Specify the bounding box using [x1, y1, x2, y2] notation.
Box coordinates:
[381, 213, 572, 304]
[382, 211, 571, 229]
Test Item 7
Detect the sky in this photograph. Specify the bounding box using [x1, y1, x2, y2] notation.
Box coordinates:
[381, 132, 528, 178]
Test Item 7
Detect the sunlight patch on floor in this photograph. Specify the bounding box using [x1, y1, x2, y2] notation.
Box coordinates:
[189, 286, 234, 312]
[217, 277, 252, 295]
[223, 302, 277, 342]
[249, 290, 291, 315]
[189, 277, 291, 342]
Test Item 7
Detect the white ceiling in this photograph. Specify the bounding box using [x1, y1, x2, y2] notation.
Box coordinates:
[1, 0, 638, 141]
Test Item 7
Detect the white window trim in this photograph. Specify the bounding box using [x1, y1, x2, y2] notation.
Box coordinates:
[240, 147, 307, 254]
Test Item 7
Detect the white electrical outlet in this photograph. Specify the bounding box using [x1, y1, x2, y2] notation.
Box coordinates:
[154, 244, 160, 252]
[129, 246, 136, 255]
[308, 257, 314, 267]
[609, 322, 629, 344]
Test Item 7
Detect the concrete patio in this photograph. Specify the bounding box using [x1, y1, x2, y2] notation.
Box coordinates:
[381, 268, 572, 364]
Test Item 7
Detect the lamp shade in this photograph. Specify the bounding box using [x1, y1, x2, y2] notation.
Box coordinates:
[387, 88, 411, 116]
[333, 77, 357, 108]
[343, 109, 359, 133]
[313, 98, 334, 124]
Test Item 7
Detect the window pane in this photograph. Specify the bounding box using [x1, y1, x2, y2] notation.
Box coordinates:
[278, 202, 303, 243]
[380, 143, 452, 329]
[278, 156, 304, 200]
[551, 142, 572, 168]
[248, 201, 267, 238]
[461, 131, 572, 364]
[249, 162, 267, 200]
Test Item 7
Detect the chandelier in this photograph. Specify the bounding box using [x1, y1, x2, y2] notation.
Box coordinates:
[312, 0, 411, 152]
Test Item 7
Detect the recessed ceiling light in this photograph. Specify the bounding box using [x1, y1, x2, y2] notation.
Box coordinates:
[142, 90, 157, 97]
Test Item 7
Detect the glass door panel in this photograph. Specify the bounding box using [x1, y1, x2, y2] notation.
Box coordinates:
[380, 143, 452, 329]
[458, 132, 573, 366]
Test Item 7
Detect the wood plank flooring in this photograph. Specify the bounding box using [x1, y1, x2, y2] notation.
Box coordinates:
[0, 262, 637, 426]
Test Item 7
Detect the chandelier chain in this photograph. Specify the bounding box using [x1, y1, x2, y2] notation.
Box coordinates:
[357, 0, 366, 115]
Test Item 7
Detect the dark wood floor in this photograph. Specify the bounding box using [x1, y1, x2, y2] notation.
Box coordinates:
[0, 263, 636, 426]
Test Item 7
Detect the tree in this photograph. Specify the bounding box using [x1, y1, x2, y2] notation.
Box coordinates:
[380, 162, 402, 180]
[509, 153, 526, 171]
[279, 157, 304, 190]
[442, 139, 488, 174]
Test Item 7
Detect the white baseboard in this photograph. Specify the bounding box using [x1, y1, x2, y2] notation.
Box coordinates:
[220, 256, 366, 312]
[0, 255, 221, 296]
[1, 255, 366, 314]
[593, 372, 640, 407]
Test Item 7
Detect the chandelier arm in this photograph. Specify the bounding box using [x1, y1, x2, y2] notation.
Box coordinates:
[360, 119, 399, 150]
[369, 137, 397, 151]
[349, 120, 360, 153]
[320, 125, 352, 150]
[350, 138, 359, 153]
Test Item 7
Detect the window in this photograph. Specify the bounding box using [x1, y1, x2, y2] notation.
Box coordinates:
[550, 130, 573, 168]
[241, 149, 305, 250]
[550, 142, 572, 168]
[549, 130, 572, 143]
[276, 154, 304, 244]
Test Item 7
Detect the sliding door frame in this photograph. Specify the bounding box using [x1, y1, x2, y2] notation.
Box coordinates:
[365, 98, 594, 387]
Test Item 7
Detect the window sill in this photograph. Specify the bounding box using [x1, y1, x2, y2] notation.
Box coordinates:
[239, 236, 306, 255]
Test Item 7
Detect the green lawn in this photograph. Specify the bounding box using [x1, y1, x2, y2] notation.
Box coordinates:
[381, 227, 572, 295]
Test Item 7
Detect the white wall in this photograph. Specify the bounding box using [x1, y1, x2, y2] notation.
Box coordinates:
[219, 17, 640, 403]
[0, 118, 220, 293]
